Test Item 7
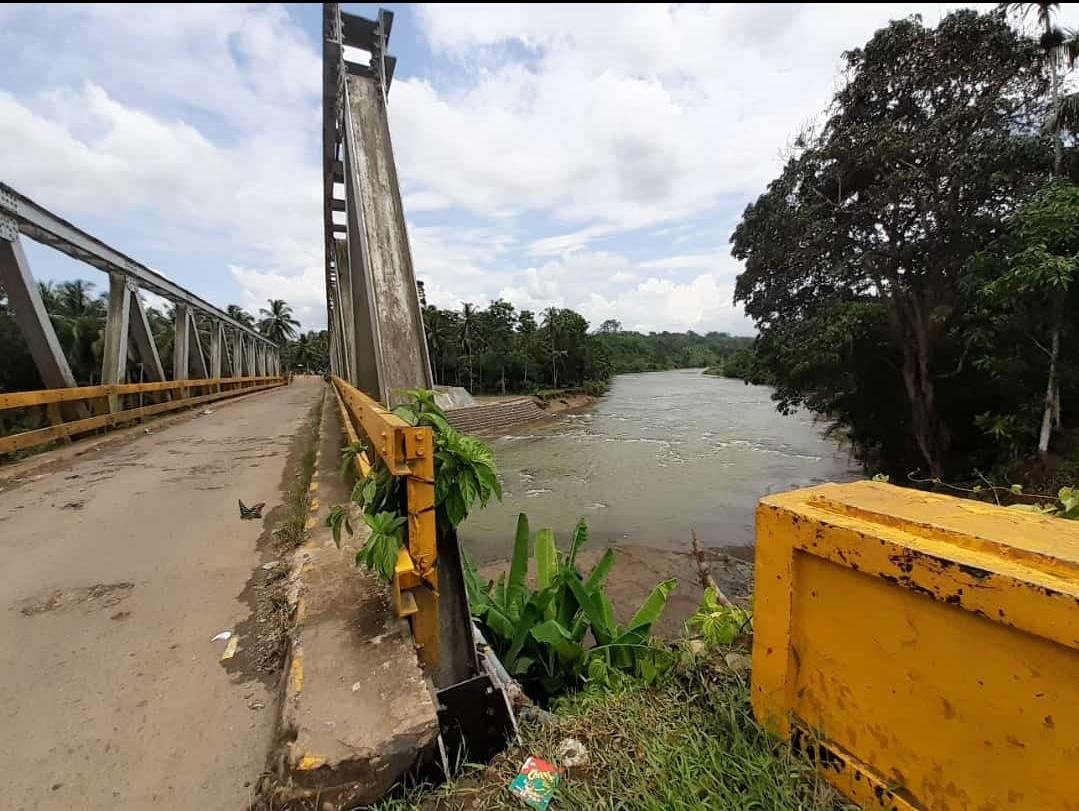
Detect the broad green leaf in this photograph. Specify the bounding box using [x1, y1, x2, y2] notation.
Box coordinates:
[484, 603, 515, 643]
[391, 405, 418, 426]
[495, 572, 507, 611]
[506, 588, 557, 663]
[531, 619, 585, 664]
[585, 548, 615, 590]
[475, 464, 503, 501]
[568, 517, 588, 567]
[566, 575, 614, 646]
[535, 528, 557, 589]
[510, 656, 535, 677]
[507, 513, 530, 611]
[458, 469, 479, 509]
[627, 578, 677, 633]
[599, 590, 616, 636]
[445, 488, 467, 526]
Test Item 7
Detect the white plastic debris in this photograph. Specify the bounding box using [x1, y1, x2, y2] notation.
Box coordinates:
[201, 408, 215, 416]
[211, 630, 233, 643]
[557, 737, 589, 767]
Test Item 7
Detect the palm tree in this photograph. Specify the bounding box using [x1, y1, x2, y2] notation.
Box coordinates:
[145, 303, 175, 372]
[1004, 3, 1079, 175]
[257, 299, 300, 345]
[423, 306, 454, 385]
[459, 302, 477, 392]
[289, 333, 314, 371]
[1004, 2, 1079, 453]
[542, 307, 567, 389]
[43, 280, 107, 384]
[227, 304, 256, 328]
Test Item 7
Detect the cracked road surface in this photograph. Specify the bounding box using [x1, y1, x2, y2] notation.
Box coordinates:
[0, 379, 322, 810]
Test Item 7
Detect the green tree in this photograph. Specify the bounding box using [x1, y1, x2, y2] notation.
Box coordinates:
[479, 299, 516, 394]
[227, 304, 256, 328]
[968, 181, 1079, 456]
[733, 10, 1049, 476]
[43, 279, 107, 384]
[257, 299, 300, 345]
[459, 302, 479, 392]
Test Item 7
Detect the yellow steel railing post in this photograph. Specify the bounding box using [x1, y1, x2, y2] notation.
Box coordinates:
[329, 376, 441, 669]
[404, 425, 439, 668]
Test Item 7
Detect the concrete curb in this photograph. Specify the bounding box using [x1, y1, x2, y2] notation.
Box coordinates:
[268, 385, 439, 806]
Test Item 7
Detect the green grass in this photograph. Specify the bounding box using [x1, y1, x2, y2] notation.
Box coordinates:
[272, 394, 323, 548]
[375, 657, 851, 811]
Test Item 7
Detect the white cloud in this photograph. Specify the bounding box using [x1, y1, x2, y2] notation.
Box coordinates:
[229, 264, 325, 331]
[487, 248, 751, 334]
[0, 4, 323, 325]
[6, 3, 1062, 338]
[396, 3, 997, 238]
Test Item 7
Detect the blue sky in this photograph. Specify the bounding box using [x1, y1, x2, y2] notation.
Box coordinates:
[0, 3, 1056, 334]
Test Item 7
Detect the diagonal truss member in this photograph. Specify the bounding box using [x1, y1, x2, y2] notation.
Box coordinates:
[0, 182, 281, 406]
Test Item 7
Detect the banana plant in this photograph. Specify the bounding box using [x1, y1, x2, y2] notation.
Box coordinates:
[465, 513, 676, 697]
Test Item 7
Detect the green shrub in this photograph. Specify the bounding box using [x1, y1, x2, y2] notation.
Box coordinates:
[465, 513, 676, 699]
[328, 389, 501, 582]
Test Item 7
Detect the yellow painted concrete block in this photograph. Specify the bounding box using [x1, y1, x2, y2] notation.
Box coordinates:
[752, 480, 1079, 811]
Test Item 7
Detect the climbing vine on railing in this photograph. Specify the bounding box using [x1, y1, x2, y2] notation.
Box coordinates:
[327, 389, 502, 581]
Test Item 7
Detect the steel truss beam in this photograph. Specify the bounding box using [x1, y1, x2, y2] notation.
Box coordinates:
[1, 182, 272, 346]
[0, 181, 281, 393]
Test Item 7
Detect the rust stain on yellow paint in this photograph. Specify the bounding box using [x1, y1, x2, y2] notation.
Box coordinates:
[753, 480, 1079, 811]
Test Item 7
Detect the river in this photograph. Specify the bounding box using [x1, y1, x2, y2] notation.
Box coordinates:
[460, 368, 861, 563]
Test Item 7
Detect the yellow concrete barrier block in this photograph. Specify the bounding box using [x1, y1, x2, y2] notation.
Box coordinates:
[752, 480, 1079, 811]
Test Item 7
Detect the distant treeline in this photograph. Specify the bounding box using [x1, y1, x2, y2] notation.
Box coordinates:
[420, 288, 752, 395]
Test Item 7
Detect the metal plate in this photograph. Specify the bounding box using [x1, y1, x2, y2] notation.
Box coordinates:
[436, 673, 514, 767]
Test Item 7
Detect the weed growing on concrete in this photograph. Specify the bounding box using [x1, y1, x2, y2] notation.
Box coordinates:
[273, 395, 322, 548]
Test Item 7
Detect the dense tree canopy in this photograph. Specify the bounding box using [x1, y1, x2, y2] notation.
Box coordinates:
[732, 9, 1075, 477]
[0, 286, 325, 393]
[421, 298, 751, 394]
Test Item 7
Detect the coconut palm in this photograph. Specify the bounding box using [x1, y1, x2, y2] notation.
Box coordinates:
[257, 299, 300, 345]
[226, 304, 256, 328]
[1004, 2, 1079, 452]
[44, 280, 107, 384]
[422, 305, 456, 385]
[290, 332, 314, 371]
[459, 302, 477, 391]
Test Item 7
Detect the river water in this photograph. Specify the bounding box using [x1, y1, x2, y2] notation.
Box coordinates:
[460, 369, 861, 562]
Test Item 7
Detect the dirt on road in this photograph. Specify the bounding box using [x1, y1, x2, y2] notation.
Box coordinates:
[0, 378, 323, 811]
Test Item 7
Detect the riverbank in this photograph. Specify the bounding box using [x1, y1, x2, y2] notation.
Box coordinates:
[537, 391, 595, 415]
[477, 542, 753, 638]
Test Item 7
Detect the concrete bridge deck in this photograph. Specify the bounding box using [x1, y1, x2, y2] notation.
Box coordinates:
[0, 378, 322, 810]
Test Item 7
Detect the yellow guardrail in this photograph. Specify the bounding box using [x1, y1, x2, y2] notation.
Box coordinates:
[752, 480, 1079, 811]
[0, 376, 285, 455]
[331, 376, 440, 668]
